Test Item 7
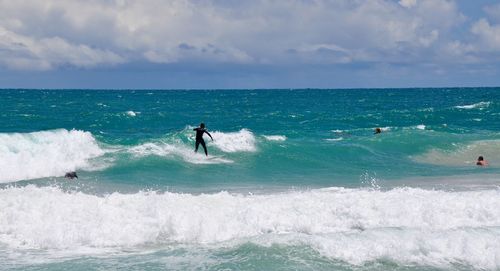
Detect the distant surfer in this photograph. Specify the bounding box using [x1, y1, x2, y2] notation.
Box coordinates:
[374, 127, 382, 134]
[65, 171, 78, 179]
[193, 123, 213, 156]
[476, 156, 488, 166]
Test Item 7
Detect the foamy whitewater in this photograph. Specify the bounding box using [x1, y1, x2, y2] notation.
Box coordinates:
[0, 88, 499, 270]
[1, 185, 499, 269]
[0, 129, 104, 182]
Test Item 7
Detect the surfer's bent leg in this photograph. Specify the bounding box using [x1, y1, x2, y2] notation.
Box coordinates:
[200, 139, 208, 156]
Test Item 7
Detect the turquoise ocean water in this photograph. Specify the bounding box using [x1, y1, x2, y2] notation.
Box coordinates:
[0, 88, 499, 270]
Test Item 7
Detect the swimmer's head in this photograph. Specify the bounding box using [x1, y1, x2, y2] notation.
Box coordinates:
[478, 156, 484, 161]
[200, 123, 205, 128]
[375, 128, 382, 134]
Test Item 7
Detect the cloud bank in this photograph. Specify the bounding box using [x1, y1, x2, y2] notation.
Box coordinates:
[0, 0, 499, 87]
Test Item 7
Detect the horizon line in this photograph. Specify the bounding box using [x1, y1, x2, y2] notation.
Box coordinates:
[1, 86, 499, 91]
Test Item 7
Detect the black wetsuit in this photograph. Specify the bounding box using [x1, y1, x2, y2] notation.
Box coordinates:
[193, 128, 212, 156]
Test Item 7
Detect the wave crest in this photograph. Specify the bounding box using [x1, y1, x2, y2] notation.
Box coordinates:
[263, 135, 287, 141]
[454, 101, 491, 110]
[1, 186, 499, 249]
[210, 129, 257, 153]
[0, 129, 105, 182]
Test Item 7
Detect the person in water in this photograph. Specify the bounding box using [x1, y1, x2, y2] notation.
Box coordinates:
[193, 123, 213, 156]
[374, 127, 382, 134]
[476, 156, 488, 166]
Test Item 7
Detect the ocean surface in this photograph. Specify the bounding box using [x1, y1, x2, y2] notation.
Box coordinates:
[0, 88, 499, 270]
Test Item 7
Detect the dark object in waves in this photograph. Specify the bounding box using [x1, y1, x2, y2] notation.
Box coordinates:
[65, 172, 78, 179]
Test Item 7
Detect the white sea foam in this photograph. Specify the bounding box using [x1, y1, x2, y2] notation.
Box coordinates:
[211, 129, 256, 152]
[128, 142, 233, 164]
[126, 111, 138, 117]
[124, 128, 258, 164]
[305, 228, 500, 269]
[1, 186, 499, 257]
[416, 124, 426, 130]
[1, 186, 500, 268]
[0, 129, 105, 182]
[326, 137, 343, 142]
[414, 139, 500, 167]
[454, 101, 491, 110]
[263, 135, 287, 141]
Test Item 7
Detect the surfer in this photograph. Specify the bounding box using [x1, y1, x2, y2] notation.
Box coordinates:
[193, 123, 213, 156]
[476, 156, 488, 166]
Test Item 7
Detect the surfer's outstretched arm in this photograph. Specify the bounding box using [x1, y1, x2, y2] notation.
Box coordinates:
[205, 131, 213, 141]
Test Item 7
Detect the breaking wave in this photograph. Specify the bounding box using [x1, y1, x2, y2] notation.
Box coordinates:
[128, 142, 233, 164]
[0, 185, 499, 268]
[0, 128, 264, 181]
[126, 128, 258, 164]
[454, 101, 491, 110]
[210, 129, 257, 152]
[0, 129, 105, 183]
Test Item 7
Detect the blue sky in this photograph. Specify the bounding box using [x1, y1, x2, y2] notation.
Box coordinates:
[1, 0, 500, 89]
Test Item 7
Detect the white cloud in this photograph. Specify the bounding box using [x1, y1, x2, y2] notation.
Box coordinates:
[0, 0, 466, 70]
[399, 0, 417, 9]
[0, 26, 124, 70]
[441, 41, 480, 64]
[471, 19, 500, 51]
[433, 3, 500, 65]
[419, 30, 439, 47]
